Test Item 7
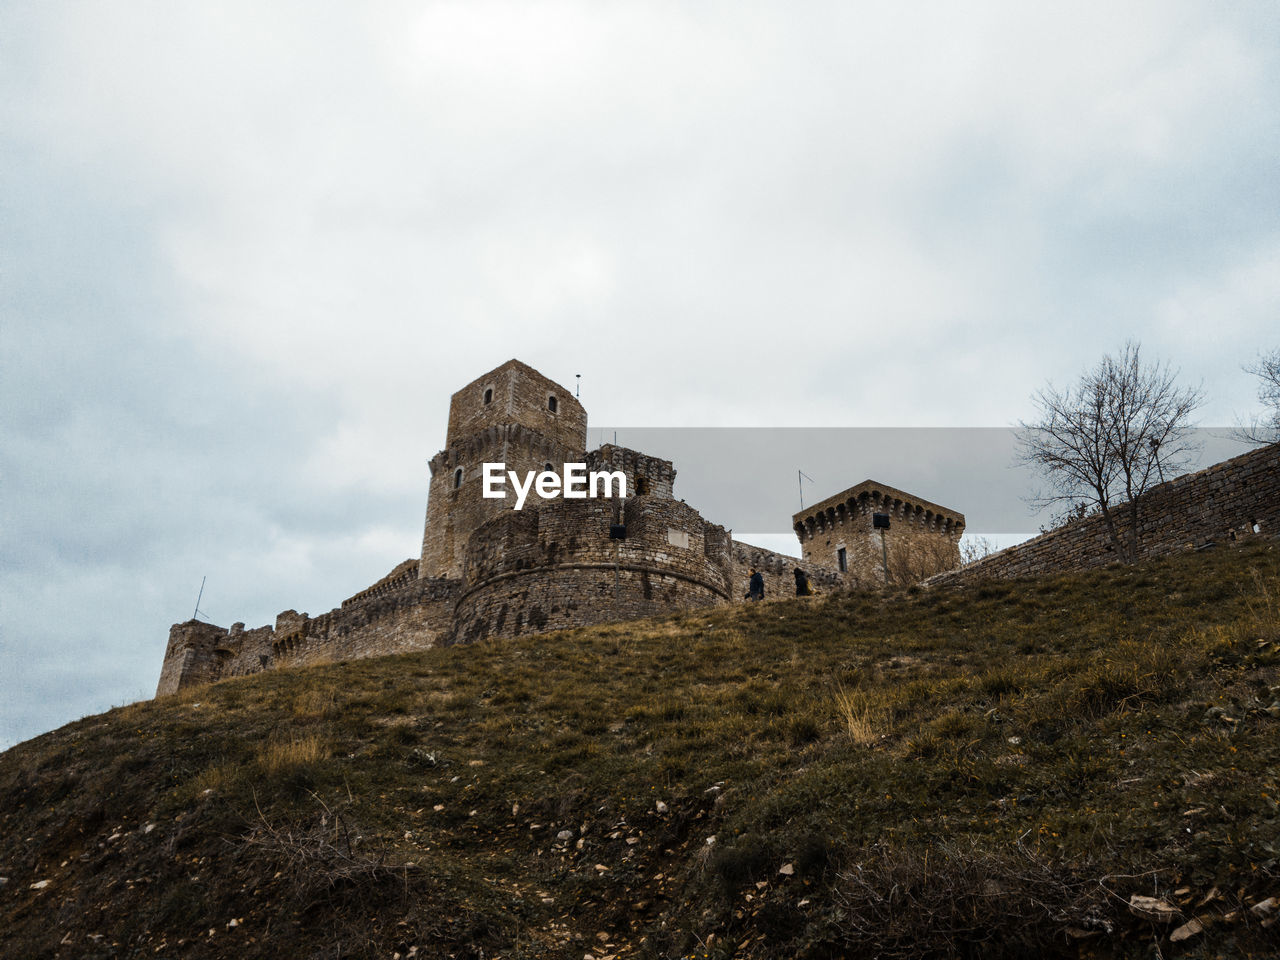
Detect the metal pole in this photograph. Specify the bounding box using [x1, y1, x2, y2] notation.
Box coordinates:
[192, 576, 206, 620]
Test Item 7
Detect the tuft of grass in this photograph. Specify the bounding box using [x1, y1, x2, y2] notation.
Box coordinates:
[833, 684, 884, 746]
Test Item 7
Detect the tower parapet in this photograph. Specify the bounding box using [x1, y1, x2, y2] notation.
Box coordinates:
[793, 480, 964, 585]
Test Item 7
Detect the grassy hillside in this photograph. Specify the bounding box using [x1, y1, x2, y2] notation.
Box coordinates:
[2, 542, 1279, 959]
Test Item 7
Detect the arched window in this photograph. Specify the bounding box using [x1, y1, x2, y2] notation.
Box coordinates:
[453, 467, 463, 489]
[547, 395, 558, 413]
[544, 462, 554, 473]
[483, 388, 493, 405]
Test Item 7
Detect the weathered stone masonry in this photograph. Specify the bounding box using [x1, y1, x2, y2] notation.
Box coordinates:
[794, 479, 964, 585]
[155, 359, 958, 696]
[930, 441, 1280, 586]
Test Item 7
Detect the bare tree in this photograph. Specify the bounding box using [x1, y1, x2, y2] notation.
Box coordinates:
[1238, 347, 1280, 445]
[1017, 342, 1202, 562]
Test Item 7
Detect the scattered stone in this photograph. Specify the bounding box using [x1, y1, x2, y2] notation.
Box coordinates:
[655, 800, 668, 814]
[778, 863, 795, 876]
[1170, 918, 1205, 942]
[29, 879, 50, 890]
[556, 830, 575, 841]
[468, 760, 485, 767]
[1128, 894, 1180, 922]
[705, 835, 716, 846]
[143, 823, 156, 834]
[433, 805, 445, 812]
[1251, 897, 1278, 917]
[512, 803, 520, 815]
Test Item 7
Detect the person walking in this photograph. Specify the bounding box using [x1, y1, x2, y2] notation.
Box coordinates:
[744, 567, 764, 601]
[794, 567, 812, 596]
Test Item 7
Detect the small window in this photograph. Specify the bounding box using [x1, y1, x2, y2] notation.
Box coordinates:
[636, 477, 651, 495]
[544, 463, 554, 473]
[453, 467, 463, 490]
[547, 395, 558, 413]
[483, 388, 493, 405]
[837, 547, 847, 573]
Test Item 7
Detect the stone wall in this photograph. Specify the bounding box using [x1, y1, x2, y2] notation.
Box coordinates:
[155, 568, 459, 696]
[794, 480, 964, 585]
[931, 442, 1280, 586]
[419, 423, 584, 579]
[729, 540, 842, 601]
[453, 495, 733, 644]
[445, 358, 587, 452]
[586, 444, 676, 501]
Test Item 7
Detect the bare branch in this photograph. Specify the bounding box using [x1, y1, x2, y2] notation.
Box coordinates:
[1016, 342, 1202, 561]
[1236, 347, 1280, 445]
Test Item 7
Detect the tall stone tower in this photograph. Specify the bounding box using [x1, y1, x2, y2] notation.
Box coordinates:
[419, 359, 588, 579]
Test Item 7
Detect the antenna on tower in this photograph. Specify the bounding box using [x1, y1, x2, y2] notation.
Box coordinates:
[575, 374, 581, 398]
[192, 576, 208, 621]
[798, 470, 814, 510]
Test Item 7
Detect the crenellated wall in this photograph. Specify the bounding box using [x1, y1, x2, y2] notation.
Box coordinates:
[930, 442, 1280, 586]
[729, 540, 842, 600]
[155, 567, 459, 697]
[453, 494, 734, 644]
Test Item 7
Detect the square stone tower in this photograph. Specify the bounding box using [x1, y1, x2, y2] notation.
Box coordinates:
[793, 480, 964, 584]
[419, 359, 588, 579]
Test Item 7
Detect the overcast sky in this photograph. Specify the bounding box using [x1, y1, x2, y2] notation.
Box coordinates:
[3, 1, 1279, 750]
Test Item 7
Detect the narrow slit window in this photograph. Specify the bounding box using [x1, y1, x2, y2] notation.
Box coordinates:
[483, 388, 493, 405]
[454, 467, 463, 489]
[837, 547, 847, 572]
[547, 395, 558, 413]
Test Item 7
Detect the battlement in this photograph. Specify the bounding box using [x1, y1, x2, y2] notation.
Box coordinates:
[453, 494, 733, 644]
[586, 444, 676, 500]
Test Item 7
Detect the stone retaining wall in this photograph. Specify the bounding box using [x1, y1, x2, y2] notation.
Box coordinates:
[931, 442, 1280, 586]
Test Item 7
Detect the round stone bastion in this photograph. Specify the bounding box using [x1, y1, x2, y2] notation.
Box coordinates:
[452, 495, 734, 643]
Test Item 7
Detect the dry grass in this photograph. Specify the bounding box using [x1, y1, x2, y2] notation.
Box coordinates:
[833, 684, 884, 745]
[257, 732, 329, 775]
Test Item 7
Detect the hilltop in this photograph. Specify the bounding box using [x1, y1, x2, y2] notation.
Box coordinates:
[2, 542, 1279, 959]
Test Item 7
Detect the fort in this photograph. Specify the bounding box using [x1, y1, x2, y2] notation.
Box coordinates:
[156, 359, 963, 695]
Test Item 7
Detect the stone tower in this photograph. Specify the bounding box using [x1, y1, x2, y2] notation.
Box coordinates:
[792, 479, 964, 585]
[418, 359, 588, 579]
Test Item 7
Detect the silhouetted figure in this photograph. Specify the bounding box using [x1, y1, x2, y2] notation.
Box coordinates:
[744, 568, 764, 601]
[794, 567, 812, 596]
